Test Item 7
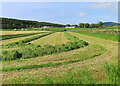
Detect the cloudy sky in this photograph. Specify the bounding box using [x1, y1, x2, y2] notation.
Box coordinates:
[1, 1, 118, 25]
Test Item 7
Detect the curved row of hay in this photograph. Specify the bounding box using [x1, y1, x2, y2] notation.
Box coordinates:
[2, 32, 88, 61]
[2, 32, 54, 49]
[1, 32, 46, 40]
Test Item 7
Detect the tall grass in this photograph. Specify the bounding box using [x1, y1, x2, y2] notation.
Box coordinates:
[41, 63, 119, 84]
[39, 69, 95, 84]
[98, 63, 119, 84]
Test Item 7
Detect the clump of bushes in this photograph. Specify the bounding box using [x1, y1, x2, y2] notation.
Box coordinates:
[2, 50, 22, 61]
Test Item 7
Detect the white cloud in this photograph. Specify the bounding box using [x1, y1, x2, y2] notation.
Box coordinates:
[77, 12, 87, 18]
[88, 2, 118, 9]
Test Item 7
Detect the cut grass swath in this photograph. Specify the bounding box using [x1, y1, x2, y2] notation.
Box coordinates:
[1, 32, 46, 40]
[2, 32, 54, 48]
[2, 53, 102, 72]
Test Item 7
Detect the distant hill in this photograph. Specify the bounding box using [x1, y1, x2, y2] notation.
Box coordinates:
[103, 22, 119, 26]
[1, 17, 65, 29]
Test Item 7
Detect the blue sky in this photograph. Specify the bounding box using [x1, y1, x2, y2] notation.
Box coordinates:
[2, 2, 118, 25]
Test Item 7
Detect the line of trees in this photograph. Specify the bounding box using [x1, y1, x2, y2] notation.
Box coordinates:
[65, 22, 103, 28]
[1, 17, 103, 29]
[1, 17, 65, 29]
[65, 24, 78, 27]
[79, 22, 103, 28]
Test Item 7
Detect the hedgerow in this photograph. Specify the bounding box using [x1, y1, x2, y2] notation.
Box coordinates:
[2, 32, 89, 61]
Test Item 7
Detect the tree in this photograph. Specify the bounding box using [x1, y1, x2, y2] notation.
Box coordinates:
[91, 23, 95, 28]
[66, 24, 71, 27]
[72, 24, 78, 27]
[84, 23, 90, 28]
[98, 21, 103, 28]
[74, 24, 78, 27]
[95, 24, 99, 28]
[79, 23, 84, 28]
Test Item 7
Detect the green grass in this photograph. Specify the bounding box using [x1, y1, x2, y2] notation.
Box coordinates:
[73, 31, 119, 42]
[2, 63, 118, 84]
[97, 63, 119, 84]
[2, 67, 95, 84]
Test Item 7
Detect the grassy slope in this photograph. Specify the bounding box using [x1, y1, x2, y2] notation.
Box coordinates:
[30, 32, 69, 46]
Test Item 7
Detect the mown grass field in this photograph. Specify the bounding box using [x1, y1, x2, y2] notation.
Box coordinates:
[1, 29, 119, 84]
[1, 33, 47, 45]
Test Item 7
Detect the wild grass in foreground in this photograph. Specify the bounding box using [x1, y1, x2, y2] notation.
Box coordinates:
[2, 63, 118, 84]
[97, 63, 119, 84]
[40, 63, 119, 84]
